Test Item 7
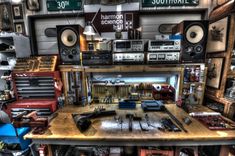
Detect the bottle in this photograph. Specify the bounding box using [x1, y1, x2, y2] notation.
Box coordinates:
[190, 83, 196, 94]
[190, 67, 195, 82]
[200, 69, 204, 83]
[184, 67, 190, 82]
[195, 67, 200, 82]
[196, 85, 203, 104]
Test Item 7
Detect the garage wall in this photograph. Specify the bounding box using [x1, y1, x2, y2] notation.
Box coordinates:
[32, 13, 202, 55]
[34, 17, 84, 55]
[140, 13, 202, 39]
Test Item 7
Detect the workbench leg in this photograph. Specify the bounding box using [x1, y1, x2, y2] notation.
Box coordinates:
[219, 146, 229, 156]
[175, 146, 198, 156]
[48, 145, 53, 156]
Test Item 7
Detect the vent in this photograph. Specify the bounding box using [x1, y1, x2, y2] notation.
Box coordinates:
[100, 0, 126, 5]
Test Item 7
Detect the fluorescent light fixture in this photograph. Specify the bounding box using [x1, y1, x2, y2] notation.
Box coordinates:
[12, 0, 22, 3]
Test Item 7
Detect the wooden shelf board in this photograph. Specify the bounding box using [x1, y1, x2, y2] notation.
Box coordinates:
[227, 71, 235, 77]
[0, 50, 15, 53]
[205, 94, 234, 105]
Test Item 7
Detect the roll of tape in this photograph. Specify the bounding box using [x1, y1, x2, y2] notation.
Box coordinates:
[9, 45, 15, 50]
[155, 84, 162, 91]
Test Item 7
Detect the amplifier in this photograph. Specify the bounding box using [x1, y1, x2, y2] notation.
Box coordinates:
[148, 35, 181, 52]
[147, 52, 180, 64]
[113, 40, 144, 52]
[82, 51, 112, 65]
[113, 53, 145, 64]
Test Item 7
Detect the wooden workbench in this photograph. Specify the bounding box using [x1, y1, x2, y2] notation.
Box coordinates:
[25, 104, 235, 147]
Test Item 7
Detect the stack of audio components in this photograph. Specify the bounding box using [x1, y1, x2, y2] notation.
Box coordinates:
[13, 56, 57, 72]
[147, 35, 181, 64]
[112, 40, 145, 64]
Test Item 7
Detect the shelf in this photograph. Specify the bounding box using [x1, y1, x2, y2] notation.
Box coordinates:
[0, 50, 15, 53]
[0, 66, 13, 70]
[86, 65, 183, 73]
[93, 84, 130, 86]
[183, 82, 205, 85]
[59, 65, 183, 73]
[205, 94, 234, 105]
[227, 71, 235, 78]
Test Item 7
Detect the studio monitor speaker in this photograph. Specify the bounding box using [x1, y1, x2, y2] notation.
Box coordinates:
[173, 20, 209, 63]
[56, 25, 86, 65]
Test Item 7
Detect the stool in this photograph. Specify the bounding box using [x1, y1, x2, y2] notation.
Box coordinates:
[175, 146, 198, 156]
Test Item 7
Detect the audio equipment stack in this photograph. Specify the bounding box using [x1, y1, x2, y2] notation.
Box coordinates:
[147, 35, 181, 64]
[56, 25, 86, 65]
[112, 40, 145, 64]
[173, 20, 209, 63]
[13, 56, 57, 72]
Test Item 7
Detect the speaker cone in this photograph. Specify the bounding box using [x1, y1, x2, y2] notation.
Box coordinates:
[186, 25, 204, 44]
[61, 29, 78, 47]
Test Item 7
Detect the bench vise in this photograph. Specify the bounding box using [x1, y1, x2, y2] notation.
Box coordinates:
[12, 111, 48, 134]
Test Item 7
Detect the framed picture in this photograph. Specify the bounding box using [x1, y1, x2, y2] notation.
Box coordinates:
[12, 4, 23, 19]
[206, 57, 224, 89]
[26, 0, 40, 11]
[14, 22, 25, 34]
[0, 2, 14, 31]
[206, 16, 229, 53]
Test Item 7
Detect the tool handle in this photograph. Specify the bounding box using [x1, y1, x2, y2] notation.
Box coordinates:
[164, 107, 188, 132]
[129, 117, 132, 131]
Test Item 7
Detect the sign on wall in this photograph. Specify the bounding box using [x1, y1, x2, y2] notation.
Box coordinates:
[46, 0, 82, 11]
[85, 9, 139, 33]
[142, 0, 199, 7]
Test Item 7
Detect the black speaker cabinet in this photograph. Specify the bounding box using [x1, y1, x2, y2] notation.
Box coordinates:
[56, 25, 86, 65]
[173, 20, 209, 63]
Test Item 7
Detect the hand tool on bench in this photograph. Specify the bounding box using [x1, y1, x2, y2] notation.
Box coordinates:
[134, 116, 148, 131]
[163, 106, 188, 132]
[144, 114, 157, 128]
[133, 114, 148, 131]
[114, 116, 123, 131]
[12, 110, 49, 134]
[126, 114, 134, 132]
[72, 107, 116, 132]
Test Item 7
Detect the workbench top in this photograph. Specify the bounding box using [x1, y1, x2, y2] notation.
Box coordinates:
[24, 104, 235, 146]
